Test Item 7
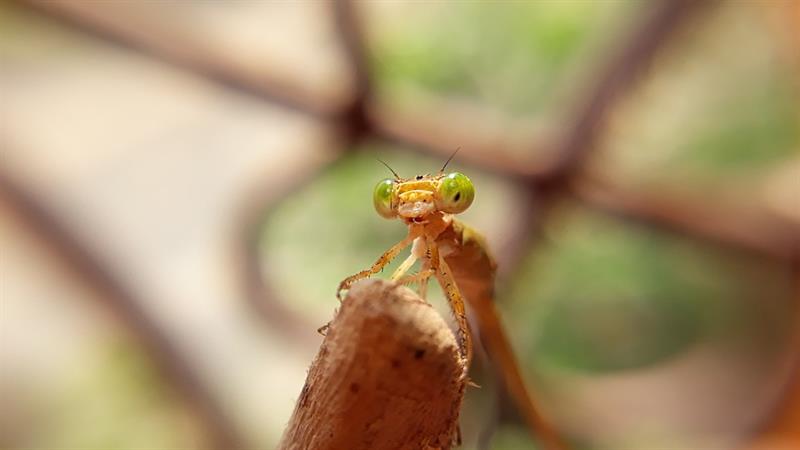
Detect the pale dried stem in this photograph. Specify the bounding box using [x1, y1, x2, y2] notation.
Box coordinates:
[279, 279, 466, 450]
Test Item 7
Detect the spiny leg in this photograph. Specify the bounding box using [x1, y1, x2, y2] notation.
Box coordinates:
[418, 261, 430, 300]
[336, 230, 418, 300]
[426, 235, 473, 376]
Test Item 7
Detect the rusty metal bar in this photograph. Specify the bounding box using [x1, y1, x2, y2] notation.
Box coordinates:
[331, 0, 373, 140]
[21, 0, 345, 119]
[573, 176, 800, 262]
[16, 0, 795, 306]
[536, 0, 705, 186]
[0, 166, 248, 450]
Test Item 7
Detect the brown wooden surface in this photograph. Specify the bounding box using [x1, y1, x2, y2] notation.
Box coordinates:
[278, 279, 466, 450]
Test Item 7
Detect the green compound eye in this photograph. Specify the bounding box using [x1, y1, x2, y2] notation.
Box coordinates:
[438, 172, 474, 214]
[373, 178, 396, 218]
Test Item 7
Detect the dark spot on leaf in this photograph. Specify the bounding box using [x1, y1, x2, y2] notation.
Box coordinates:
[454, 192, 461, 201]
[414, 349, 426, 359]
[391, 358, 402, 368]
[349, 382, 360, 393]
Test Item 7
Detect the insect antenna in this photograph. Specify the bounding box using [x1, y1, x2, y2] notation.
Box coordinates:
[377, 158, 401, 179]
[440, 147, 461, 172]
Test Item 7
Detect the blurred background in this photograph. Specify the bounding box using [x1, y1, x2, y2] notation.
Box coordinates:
[1, 1, 798, 449]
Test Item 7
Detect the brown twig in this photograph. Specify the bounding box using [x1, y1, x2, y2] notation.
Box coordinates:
[0, 168, 247, 450]
[278, 279, 466, 450]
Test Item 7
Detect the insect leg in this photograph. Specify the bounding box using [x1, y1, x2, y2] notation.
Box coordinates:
[390, 254, 417, 281]
[391, 236, 428, 281]
[426, 235, 472, 376]
[418, 261, 430, 300]
[336, 230, 418, 300]
[395, 269, 435, 287]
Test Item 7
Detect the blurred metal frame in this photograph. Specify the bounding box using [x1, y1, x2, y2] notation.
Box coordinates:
[0, 168, 247, 450]
[4, 0, 799, 448]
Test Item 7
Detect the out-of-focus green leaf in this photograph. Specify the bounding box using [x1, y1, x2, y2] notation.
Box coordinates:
[670, 81, 798, 173]
[506, 208, 795, 374]
[38, 341, 200, 450]
[369, 2, 633, 115]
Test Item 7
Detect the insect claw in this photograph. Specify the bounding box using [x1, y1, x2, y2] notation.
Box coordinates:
[458, 370, 480, 388]
[317, 323, 330, 336]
